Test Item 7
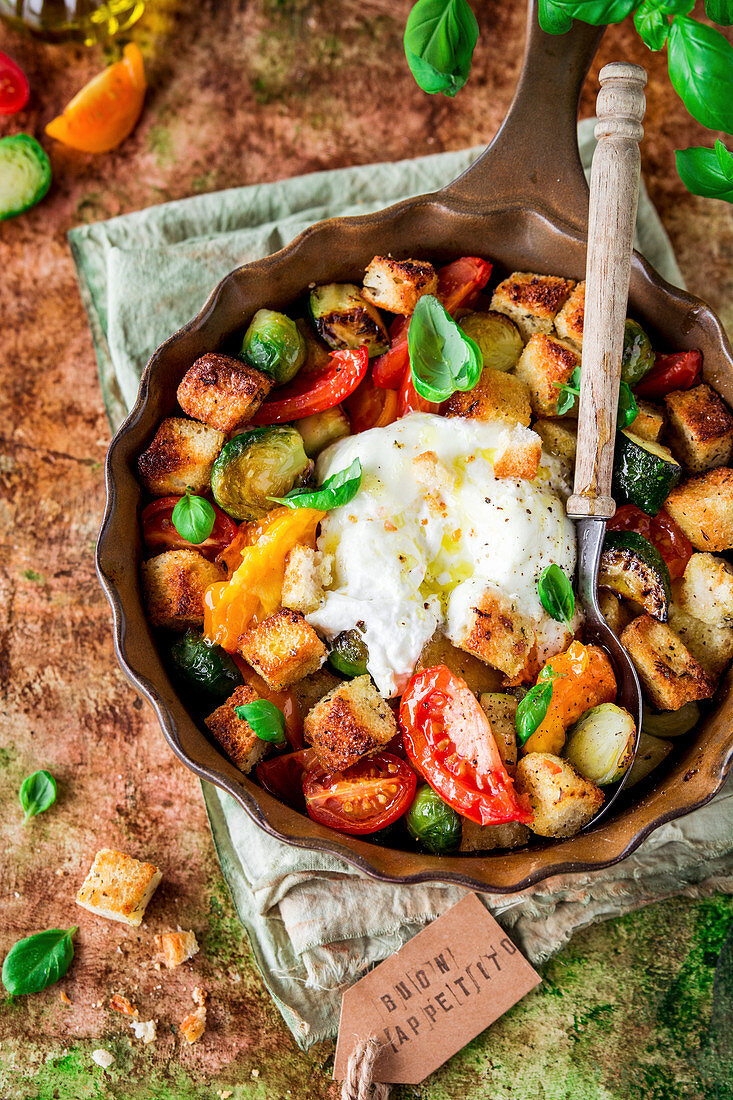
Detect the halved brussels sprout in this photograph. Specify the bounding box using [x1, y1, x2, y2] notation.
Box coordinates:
[405, 784, 462, 854]
[621, 319, 655, 388]
[297, 407, 351, 458]
[239, 309, 306, 384]
[625, 732, 673, 788]
[564, 703, 636, 786]
[641, 701, 700, 738]
[170, 630, 243, 702]
[328, 628, 369, 678]
[211, 426, 312, 521]
[459, 311, 523, 372]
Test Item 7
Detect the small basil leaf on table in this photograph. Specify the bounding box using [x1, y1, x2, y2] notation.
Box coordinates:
[538, 564, 575, 629]
[18, 769, 56, 824]
[408, 294, 482, 401]
[705, 0, 733, 27]
[676, 143, 733, 202]
[270, 458, 362, 510]
[404, 0, 479, 98]
[667, 16, 733, 134]
[235, 699, 287, 744]
[515, 670, 560, 746]
[2, 927, 77, 996]
[171, 492, 216, 543]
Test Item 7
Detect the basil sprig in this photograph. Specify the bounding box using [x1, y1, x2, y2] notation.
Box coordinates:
[271, 458, 362, 510]
[676, 141, 733, 202]
[19, 770, 57, 824]
[538, 564, 575, 629]
[408, 294, 482, 402]
[2, 927, 77, 996]
[404, 0, 479, 97]
[515, 668, 561, 746]
[171, 492, 216, 544]
[235, 700, 287, 744]
[554, 366, 639, 429]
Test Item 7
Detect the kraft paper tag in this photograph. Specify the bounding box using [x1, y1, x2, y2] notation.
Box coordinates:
[333, 893, 540, 1085]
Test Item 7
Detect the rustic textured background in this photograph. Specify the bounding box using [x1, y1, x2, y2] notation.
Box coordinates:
[1, 2, 732, 1097]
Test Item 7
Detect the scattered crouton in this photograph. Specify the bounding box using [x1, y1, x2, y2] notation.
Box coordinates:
[361, 255, 438, 314]
[177, 353, 272, 433]
[443, 367, 532, 426]
[180, 1006, 207, 1044]
[304, 674, 398, 771]
[664, 467, 733, 551]
[553, 280, 584, 348]
[155, 930, 199, 969]
[110, 993, 139, 1017]
[459, 819, 530, 852]
[479, 692, 518, 768]
[620, 614, 714, 710]
[668, 602, 733, 682]
[76, 849, 162, 927]
[514, 333, 581, 417]
[490, 272, 575, 342]
[137, 417, 225, 497]
[205, 685, 270, 774]
[664, 384, 733, 473]
[450, 587, 537, 684]
[533, 418, 577, 465]
[141, 550, 224, 632]
[677, 552, 733, 626]
[493, 425, 542, 479]
[238, 609, 326, 690]
[515, 753, 603, 838]
[630, 400, 665, 443]
[282, 545, 332, 614]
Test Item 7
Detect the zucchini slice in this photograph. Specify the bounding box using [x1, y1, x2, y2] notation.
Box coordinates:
[599, 530, 671, 621]
[613, 430, 682, 516]
[641, 700, 700, 738]
[310, 283, 389, 358]
[0, 134, 51, 221]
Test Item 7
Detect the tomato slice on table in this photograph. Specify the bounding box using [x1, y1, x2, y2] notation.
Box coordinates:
[633, 350, 702, 399]
[400, 666, 533, 826]
[252, 347, 369, 424]
[303, 752, 416, 835]
[45, 43, 145, 153]
[607, 504, 693, 580]
[141, 496, 237, 561]
[257, 748, 322, 811]
[0, 52, 30, 116]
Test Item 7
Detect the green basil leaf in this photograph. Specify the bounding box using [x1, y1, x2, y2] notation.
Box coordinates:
[634, 1, 670, 51]
[538, 0, 637, 27]
[538, 0, 574, 32]
[617, 381, 640, 429]
[270, 458, 362, 511]
[404, 0, 479, 97]
[408, 294, 482, 401]
[537, 564, 575, 629]
[675, 144, 733, 201]
[235, 699, 287, 744]
[553, 368, 639, 425]
[171, 492, 216, 544]
[19, 770, 57, 824]
[716, 138, 733, 181]
[553, 364, 581, 416]
[515, 676, 557, 746]
[668, 16, 733, 134]
[2, 927, 77, 996]
[706, 0, 733, 26]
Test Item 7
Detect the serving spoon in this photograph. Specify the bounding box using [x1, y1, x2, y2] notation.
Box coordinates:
[567, 61, 647, 827]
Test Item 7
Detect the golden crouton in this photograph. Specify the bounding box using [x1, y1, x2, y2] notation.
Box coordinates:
[238, 609, 326, 690]
[479, 692, 518, 768]
[76, 849, 162, 927]
[361, 255, 438, 315]
[677, 552, 733, 626]
[304, 674, 398, 771]
[514, 333, 581, 418]
[137, 417, 225, 497]
[630, 400, 665, 444]
[414, 632, 502, 696]
[155, 930, 199, 969]
[205, 685, 270, 774]
[177, 353, 272, 433]
[515, 753, 603, 838]
[282, 545, 332, 614]
[490, 272, 575, 342]
[664, 383, 733, 473]
[598, 590, 631, 637]
[620, 614, 714, 710]
[533, 418, 577, 465]
[553, 280, 585, 348]
[459, 819, 530, 852]
[141, 550, 224, 632]
[493, 425, 542, 480]
[452, 588, 537, 684]
[443, 367, 532, 426]
[668, 602, 733, 682]
[180, 1005, 207, 1044]
[289, 667, 343, 718]
[664, 467, 733, 551]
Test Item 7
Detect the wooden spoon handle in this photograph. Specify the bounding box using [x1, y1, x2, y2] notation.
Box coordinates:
[567, 61, 647, 520]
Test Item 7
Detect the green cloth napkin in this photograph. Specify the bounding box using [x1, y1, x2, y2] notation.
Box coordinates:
[71, 122, 730, 1050]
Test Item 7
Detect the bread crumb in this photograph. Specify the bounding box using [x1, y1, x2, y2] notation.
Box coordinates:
[59, 991, 72, 1005]
[192, 986, 208, 1006]
[110, 993, 139, 1017]
[91, 1049, 115, 1069]
[155, 929, 199, 969]
[180, 1005, 207, 1044]
[217, 1091, 234, 1099]
[251, 1068, 260, 1078]
[129, 1019, 157, 1045]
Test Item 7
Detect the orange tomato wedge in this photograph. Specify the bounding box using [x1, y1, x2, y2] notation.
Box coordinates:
[45, 44, 145, 154]
[521, 641, 617, 756]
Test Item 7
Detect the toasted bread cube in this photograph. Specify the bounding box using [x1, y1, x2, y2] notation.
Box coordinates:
[238, 609, 326, 690]
[534, 418, 577, 465]
[668, 602, 733, 682]
[180, 1005, 207, 1044]
[490, 272, 575, 342]
[304, 674, 398, 771]
[443, 367, 532, 426]
[459, 819, 530, 852]
[451, 588, 537, 684]
[76, 849, 162, 927]
[177, 353, 272, 433]
[493, 425, 542, 480]
[553, 280, 585, 348]
[155, 930, 199, 969]
[141, 550, 223, 632]
[479, 692, 518, 768]
[289, 667, 343, 718]
[630, 400, 665, 444]
[620, 614, 714, 710]
[137, 417, 225, 497]
[361, 255, 438, 315]
[515, 333, 581, 418]
[515, 753, 603, 838]
[663, 384, 733, 473]
[205, 685, 270, 773]
[664, 467, 733, 551]
[282, 546, 332, 614]
[677, 552, 733, 626]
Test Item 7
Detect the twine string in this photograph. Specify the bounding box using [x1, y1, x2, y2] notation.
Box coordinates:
[341, 1035, 391, 1100]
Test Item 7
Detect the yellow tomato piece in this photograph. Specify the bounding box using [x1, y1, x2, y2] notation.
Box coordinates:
[45, 44, 145, 154]
[521, 640, 617, 756]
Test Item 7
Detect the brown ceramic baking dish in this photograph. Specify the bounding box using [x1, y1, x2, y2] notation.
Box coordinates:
[97, 0, 733, 893]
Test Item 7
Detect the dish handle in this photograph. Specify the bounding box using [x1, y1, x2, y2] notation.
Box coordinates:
[440, 0, 604, 235]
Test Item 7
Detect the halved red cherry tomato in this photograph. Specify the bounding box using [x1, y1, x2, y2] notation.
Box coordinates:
[303, 752, 416, 835]
[607, 504, 693, 580]
[400, 666, 533, 827]
[256, 748, 322, 811]
[252, 347, 368, 424]
[397, 362, 442, 416]
[372, 315, 410, 389]
[344, 374, 400, 432]
[0, 52, 30, 116]
[634, 350, 702, 399]
[141, 496, 237, 561]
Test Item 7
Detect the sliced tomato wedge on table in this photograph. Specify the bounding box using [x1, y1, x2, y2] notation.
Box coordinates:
[0, 51, 30, 116]
[400, 666, 533, 826]
[252, 347, 368, 424]
[607, 504, 693, 580]
[303, 752, 416, 835]
[141, 496, 237, 560]
[633, 350, 702, 399]
[256, 748, 321, 810]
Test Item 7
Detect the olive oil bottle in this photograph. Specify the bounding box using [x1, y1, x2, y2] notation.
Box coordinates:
[0, 0, 144, 44]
